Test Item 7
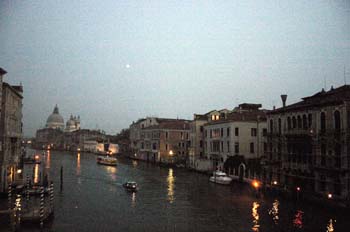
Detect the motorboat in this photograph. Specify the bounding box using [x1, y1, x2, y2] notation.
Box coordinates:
[23, 154, 41, 164]
[96, 156, 117, 166]
[209, 171, 232, 185]
[123, 181, 138, 192]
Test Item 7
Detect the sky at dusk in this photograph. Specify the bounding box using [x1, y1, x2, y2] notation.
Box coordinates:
[0, 0, 349, 137]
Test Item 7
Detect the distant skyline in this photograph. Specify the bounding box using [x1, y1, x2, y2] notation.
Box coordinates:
[0, 0, 349, 137]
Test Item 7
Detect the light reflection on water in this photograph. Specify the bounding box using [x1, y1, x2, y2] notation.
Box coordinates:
[76, 152, 81, 176]
[105, 166, 117, 181]
[293, 210, 304, 229]
[131, 192, 136, 208]
[46, 150, 51, 168]
[33, 164, 39, 184]
[167, 168, 175, 203]
[252, 201, 260, 231]
[268, 199, 279, 224]
[327, 219, 335, 232]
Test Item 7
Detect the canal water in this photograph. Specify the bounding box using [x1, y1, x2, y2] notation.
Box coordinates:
[2, 149, 349, 231]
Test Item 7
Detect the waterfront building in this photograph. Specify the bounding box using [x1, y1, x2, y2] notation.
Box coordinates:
[189, 109, 231, 171]
[203, 104, 267, 176]
[130, 117, 190, 164]
[0, 67, 23, 192]
[265, 85, 350, 201]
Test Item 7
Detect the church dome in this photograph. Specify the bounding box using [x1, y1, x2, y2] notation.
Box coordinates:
[46, 105, 64, 130]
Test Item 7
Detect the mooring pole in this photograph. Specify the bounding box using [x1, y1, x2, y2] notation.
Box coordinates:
[8, 184, 12, 211]
[60, 166, 63, 192]
[26, 174, 30, 203]
[50, 182, 54, 212]
[40, 186, 44, 229]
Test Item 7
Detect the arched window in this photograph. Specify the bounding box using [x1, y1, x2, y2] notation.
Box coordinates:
[308, 114, 313, 128]
[270, 119, 274, 133]
[297, 115, 302, 129]
[287, 117, 291, 130]
[320, 112, 326, 133]
[278, 118, 281, 134]
[302, 114, 307, 129]
[334, 110, 341, 131]
[292, 116, 296, 129]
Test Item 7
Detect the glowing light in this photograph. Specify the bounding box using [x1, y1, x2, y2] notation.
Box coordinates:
[167, 168, 175, 203]
[35, 155, 40, 160]
[252, 201, 260, 231]
[76, 153, 81, 175]
[131, 192, 136, 208]
[34, 164, 39, 184]
[268, 199, 279, 224]
[326, 219, 335, 232]
[77, 148, 81, 151]
[273, 181, 278, 185]
[169, 150, 174, 156]
[296, 187, 301, 192]
[17, 169, 22, 174]
[293, 210, 304, 228]
[328, 193, 332, 199]
[252, 180, 260, 189]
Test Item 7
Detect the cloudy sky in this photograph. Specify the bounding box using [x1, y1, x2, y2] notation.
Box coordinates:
[0, 0, 349, 137]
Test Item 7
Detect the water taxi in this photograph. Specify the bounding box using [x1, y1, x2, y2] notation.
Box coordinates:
[123, 181, 138, 192]
[209, 171, 232, 185]
[96, 156, 117, 166]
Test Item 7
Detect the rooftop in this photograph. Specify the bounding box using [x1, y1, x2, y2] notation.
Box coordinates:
[269, 85, 350, 114]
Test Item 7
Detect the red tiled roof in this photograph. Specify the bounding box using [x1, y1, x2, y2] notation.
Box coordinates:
[143, 120, 190, 130]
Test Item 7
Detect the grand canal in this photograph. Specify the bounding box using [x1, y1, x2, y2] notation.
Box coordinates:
[2, 149, 349, 231]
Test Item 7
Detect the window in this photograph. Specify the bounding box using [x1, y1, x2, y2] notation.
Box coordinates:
[270, 119, 274, 133]
[212, 141, 220, 152]
[166, 131, 169, 139]
[278, 118, 281, 134]
[166, 144, 168, 150]
[262, 128, 267, 136]
[320, 112, 326, 133]
[334, 110, 341, 131]
[199, 140, 203, 148]
[287, 117, 291, 130]
[251, 128, 257, 137]
[181, 132, 184, 139]
[235, 143, 239, 154]
[308, 114, 313, 128]
[200, 126, 203, 132]
[221, 128, 224, 137]
[263, 143, 267, 152]
[250, 142, 254, 153]
[297, 115, 302, 128]
[141, 142, 144, 149]
[221, 141, 223, 152]
[227, 141, 230, 152]
[235, 127, 239, 136]
[227, 128, 230, 137]
[292, 116, 296, 129]
[302, 114, 307, 129]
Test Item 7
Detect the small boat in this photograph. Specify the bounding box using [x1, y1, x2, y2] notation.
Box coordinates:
[209, 171, 232, 185]
[96, 156, 117, 166]
[123, 181, 138, 192]
[23, 154, 41, 164]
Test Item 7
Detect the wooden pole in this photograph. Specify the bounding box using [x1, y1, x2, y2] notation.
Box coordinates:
[40, 187, 44, 229]
[60, 166, 63, 192]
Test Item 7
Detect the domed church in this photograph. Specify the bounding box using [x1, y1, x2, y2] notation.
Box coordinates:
[65, 114, 80, 132]
[46, 104, 65, 130]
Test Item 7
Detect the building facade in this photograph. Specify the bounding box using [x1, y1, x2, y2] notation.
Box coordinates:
[0, 68, 23, 192]
[130, 117, 190, 164]
[203, 104, 267, 176]
[265, 86, 350, 200]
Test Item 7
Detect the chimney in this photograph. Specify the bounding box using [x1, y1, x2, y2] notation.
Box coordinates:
[281, 95, 287, 108]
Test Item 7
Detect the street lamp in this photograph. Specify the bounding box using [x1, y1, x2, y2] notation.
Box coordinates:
[328, 193, 333, 199]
